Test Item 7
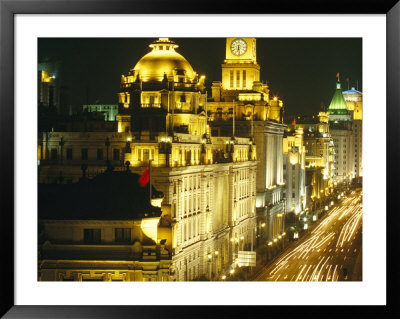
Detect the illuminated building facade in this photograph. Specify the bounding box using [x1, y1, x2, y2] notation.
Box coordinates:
[38, 61, 58, 109]
[207, 38, 286, 241]
[282, 127, 306, 215]
[328, 80, 355, 184]
[39, 170, 171, 281]
[38, 38, 258, 281]
[38, 60, 71, 116]
[342, 88, 362, 178]
[290, 113, 333, 211]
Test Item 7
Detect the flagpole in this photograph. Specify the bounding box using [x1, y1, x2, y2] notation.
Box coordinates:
[205, 91, 208, 135]
[171, 81, 175, 134]
[251, 104, 254, 138]
[232, 99, 235, 137]
[149, 159, 152, 204]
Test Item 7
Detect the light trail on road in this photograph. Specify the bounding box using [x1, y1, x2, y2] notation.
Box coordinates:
[254, 190, 362, 281]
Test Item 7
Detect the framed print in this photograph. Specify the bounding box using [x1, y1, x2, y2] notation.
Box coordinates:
[1, 0, 398, 317]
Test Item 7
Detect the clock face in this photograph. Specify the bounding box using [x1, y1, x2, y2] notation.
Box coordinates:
[231, 39, 247, 56]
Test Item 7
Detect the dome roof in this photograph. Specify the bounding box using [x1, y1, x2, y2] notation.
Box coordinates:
[133, 38, 196, 82]
[328, 81, 348, 111]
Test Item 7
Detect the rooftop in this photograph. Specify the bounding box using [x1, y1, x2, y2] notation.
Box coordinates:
[39, 168, 163, 220]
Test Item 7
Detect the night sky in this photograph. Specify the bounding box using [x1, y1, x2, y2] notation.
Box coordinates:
[38, 38, 362, 117]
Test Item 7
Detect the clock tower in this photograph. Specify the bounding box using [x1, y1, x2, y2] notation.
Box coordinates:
[221, 38, 260, 91]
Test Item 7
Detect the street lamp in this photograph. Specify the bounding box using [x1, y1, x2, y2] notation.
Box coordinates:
[214, 251, 219, 278]
[125, 136, 131, 153]
[282, 232, 286, 249]
[267, 241, 273, 263]
[260, 222, 266, 241]
[207, 253, 212, 280]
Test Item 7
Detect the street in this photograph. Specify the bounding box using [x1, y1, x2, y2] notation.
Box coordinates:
[254, 190, 362, 281]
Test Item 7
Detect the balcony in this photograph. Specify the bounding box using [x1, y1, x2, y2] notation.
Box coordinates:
[141, 103, 161, 108]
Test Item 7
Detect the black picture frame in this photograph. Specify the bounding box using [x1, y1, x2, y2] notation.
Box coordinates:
[1, 0, 398, 317]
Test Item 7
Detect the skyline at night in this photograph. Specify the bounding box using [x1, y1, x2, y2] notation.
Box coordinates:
[38, 37, 362, 116]
[37, 37, 363, 283]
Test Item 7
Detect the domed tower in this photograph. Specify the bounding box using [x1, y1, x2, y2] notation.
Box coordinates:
[117, 38, 207, 137]
[327, 80, 352, 123]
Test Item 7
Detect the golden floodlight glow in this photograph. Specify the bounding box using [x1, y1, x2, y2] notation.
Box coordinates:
[133, 38, 196, 82]
[41, 71, 53, 83]
[221, 275, 226, 280]
[230, 269, 235, 274]
[140, 217, 160, 243]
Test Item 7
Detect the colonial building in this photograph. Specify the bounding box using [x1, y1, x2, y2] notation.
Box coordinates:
[282, 127, 306, 215]
[39, 169, 171, 281]
[328, 80, 354, 185]
[38, 60, 71, 116]
[288, 112, 334, 213]
[38, 38, 258, 281]
[207, 38, 286, 242]
[342, 87, 363, 179]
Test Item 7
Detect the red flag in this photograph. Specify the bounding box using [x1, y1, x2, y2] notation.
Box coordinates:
[138, 164, 150, 187]
[336, 72, 340, 78]
[346, 77, 350, 82]
[292, 118, 296, 125]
